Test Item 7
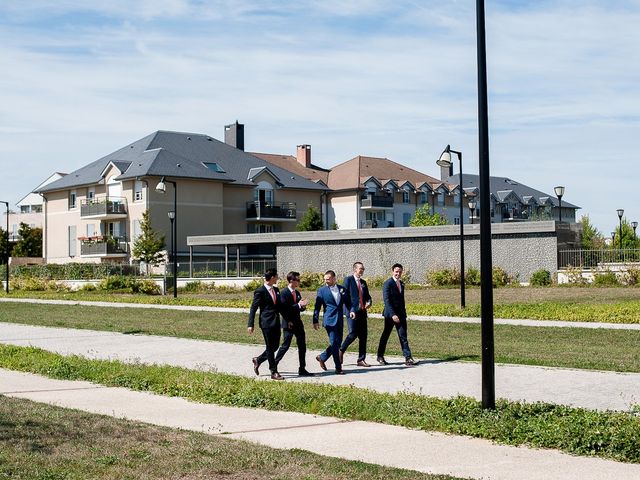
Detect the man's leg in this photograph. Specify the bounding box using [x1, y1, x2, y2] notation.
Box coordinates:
[265, 327, 281, 373]
[396, 320, 412, 359]
[340, 315, 358, 353]
[357, 313, 368, 361]
[377, 316, 395, 358]
[294, 324, 307, 369]
[274, 328, 294, 365]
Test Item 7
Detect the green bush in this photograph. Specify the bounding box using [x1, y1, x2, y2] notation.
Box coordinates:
[80, 283, 97, 292]
[593, 271, 619, 286]
[425, 268, 460, 286]
[99, 275, 130, 291]
[244, 277, 264, 292]
[298, 272, 325, 290]
[565, 266, 589, 285]
[465, 267, 481, 286]
[529, 269, 551, 286]
[133, 279, 161, 295]
[623, 267, 640, 286]
[492, 266, 514, 287]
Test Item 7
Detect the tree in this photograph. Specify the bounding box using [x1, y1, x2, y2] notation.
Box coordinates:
[296, 205, 324, 231]
[579, 215, 606, 250]
[409, 205, 448, 226]
[132, 210, 166, 269]
[611, 218, 638, 250]
[12, 223, 42, 257]
[0, 227, 9, 264]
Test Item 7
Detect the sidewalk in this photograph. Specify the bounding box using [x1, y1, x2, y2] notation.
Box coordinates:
[2, 297, 640, 330]
[1, 322, 638, 411]
[2, 369, 639, 480]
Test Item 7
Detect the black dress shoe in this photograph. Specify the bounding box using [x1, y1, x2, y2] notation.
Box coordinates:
[335, 369, 345, 375]
[252, 357, 260, 375]
[357, 360, 371, 367]
[377, 356, 388, 365]
[271, 372, 285, 380]
[298, 369, 314, 377]
[405, 357, 417, 366]
[316, 355, 327, 371]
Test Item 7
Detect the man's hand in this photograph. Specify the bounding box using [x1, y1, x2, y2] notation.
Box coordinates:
[392, 315, 400, 324]
[247, 327, 254, 334]
[299, 298, 309, 308]
[288, 321, 294, 329]
[365, 300, 372, 310]
[349, 311, 356, 319]
[313, 323, 320, 330]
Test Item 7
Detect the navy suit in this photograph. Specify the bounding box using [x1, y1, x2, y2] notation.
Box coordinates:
[313, 284, 350, 369]
[377, 277, 412, 359]
[340, 275, 372, 362]
[248, 284, 282, 373]
[275, 287, 307, 370]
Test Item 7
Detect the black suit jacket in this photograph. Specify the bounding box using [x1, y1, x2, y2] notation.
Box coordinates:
[382, 277, 406, 320]
[248, 285, 281, 330]
[279, 287, 305, 329]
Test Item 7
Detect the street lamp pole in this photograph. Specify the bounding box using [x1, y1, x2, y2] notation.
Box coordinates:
[554, 186, 565, 223]
[468, 199, 477, 225]
[1, 201, 8, 293]
[437, 145, 466, 309]
[156, 177, 178, 298]
[617, 209, 624, 252]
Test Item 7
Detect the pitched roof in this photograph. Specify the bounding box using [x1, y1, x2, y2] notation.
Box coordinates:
[39, 131, 327, 193]
[250, 152, 330, 185]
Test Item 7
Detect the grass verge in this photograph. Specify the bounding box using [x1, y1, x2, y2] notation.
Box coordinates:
[0, 396, 459, 480]
[1, 302, 639, 372]
[1, 344, 639, 464]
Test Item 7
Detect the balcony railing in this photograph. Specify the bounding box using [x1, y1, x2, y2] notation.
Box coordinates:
[361, 220, 393, 229]
[558, 249, 640, 269]
[246, 201, 296, 220]
[81, 197, 128, 217]
[360, 195, 394, 208]
[80, 236, 128, 256]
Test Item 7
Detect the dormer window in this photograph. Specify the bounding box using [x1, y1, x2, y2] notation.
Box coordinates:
[402, 191, 410, 203]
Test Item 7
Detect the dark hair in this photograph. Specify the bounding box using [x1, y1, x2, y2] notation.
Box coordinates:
[353, 262, 363, 270]
[324, 270, 336, 277]
[392, 263, 403, 271]
[264, 268, 278, 281]
[287, 271, 300, 282]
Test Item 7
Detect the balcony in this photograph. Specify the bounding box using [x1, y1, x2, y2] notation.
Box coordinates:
[361, 220, 394, 229]
[246, 201, 297, 221]
[81, 196, 128, 219]
[80, 236, 128, 257]
[360, 195, 394, 209]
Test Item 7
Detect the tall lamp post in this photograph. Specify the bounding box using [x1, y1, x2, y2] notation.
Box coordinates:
[617, 209, 624, 251]
[554, 186, 564, 223]
[156, 177, 177, 298]
[632, 221, 638, 241]
[437, 145, 466, 308]
[1, 201, 8, 293]
[468, 199, 477, 225]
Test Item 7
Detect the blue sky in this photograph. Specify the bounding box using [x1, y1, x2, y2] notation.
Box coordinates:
[1, 0, 639, 234]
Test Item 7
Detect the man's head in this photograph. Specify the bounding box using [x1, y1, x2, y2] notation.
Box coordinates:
[391, 263, 403, 281]
[264, 268, 279, 286]
[287, 271, 301, 287]
[353, 262, 365, 278]
[324, 270, 337, 287]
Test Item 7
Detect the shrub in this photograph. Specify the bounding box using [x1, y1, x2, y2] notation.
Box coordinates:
[425, 268, 460, 286]
[565, 266, 588, 285]
[134, 279, 161, 295]
[99, 275, 130, 291]
[80, 283, 97, 292]
[593, 271, 619, 286]
[298, 272, 325, 290]
[529, 269, 551, 286]
[622, 267, 640, 286]
[492, 266, 513, 287]
[465, 267, 481, 286]
[244, 277, 264, 292]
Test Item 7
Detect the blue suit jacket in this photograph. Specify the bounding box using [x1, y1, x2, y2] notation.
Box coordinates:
[313, 284, 350, 327]
[343, 275, 372, 314]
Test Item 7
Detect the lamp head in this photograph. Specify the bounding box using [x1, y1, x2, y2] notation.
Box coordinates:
[632, 221, 638, 229]
[554, 186, 565, 198]
[468, 200, 477, 210]
[168, 211, 175, 220]
[156, 177, 167, 194]
[436, 145, 452, 168]
[617, 208, 624, 219]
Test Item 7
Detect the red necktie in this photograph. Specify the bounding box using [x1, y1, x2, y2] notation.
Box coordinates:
[269, 287, 276, 304]
[356, 279, 364, 309]
[396, 280, 401, 292]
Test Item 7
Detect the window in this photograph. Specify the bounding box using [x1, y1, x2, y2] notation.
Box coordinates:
[437, 192, 445, 206]
[134, 181, 143, 202]
[254, 183, 274, 205]
[254, 224, 274, 233]
[87, 187, 95, 200]
[402, 191, 410, 203]
[203, 162, 226, 173]
[20, 205, 30, 213]
[68, 225, 76, 257]
[420, 192, 428, 204]
[402, 212, 411, 227]
[33, 205, 42, 213]
[454, 193, 460, 205]
[454, 217, 460, 225]
[68, 190, 77, 209]
[133, 219, 141, 241]
[86, 224, 95, 237]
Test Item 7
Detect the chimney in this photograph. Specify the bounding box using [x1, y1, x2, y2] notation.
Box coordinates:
[224, 121, 245, 151]
[296, 144, 311, 167]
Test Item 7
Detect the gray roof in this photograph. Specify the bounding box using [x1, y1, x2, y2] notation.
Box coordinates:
[445, 173, 580, 209]
[39, 130, 327, 193]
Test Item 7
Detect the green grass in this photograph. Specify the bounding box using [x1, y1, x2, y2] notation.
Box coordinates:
[0, 396, 459, 480]
[1, 344, 639, 464]
[1, 301, 639, 372]
[3, 288, 640, 323]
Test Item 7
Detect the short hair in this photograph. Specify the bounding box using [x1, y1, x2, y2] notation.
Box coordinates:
[324, 270, 336, 277]
[264, 268, 278, 281]
[353, 262, 364, 270]
[287, 271, 300, 282]
[392, 263, 403, 271]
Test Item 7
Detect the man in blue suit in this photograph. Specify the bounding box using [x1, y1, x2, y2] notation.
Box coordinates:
[340, 261, 372, 367]
[313, 270, 350, 374]
[377, 263, 416, 366]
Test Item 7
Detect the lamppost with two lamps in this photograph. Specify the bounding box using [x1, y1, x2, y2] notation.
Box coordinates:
[156, 177, 178, 298]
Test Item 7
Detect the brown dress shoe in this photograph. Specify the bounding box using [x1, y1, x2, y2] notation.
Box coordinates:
[271, 372, 284, 380]
[252, 357, 260, 376]
[357, 360, 371, 367]
[377, 356, 388, 365]
[316, 355, 327, 371]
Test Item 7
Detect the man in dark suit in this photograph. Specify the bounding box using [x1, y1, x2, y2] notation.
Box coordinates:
[377, 263, 416, 366]
[274, 271, 313, 376]
[248, 268, 284, 380]
[313, 270, 350, 374]
[340, 261, 372, 367]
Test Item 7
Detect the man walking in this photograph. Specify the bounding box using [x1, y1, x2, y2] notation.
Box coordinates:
[248, 268, 284, 380]
[313, 270, 350, 374]
[377, 263, 416, 366]
[340, 261, 372, 367]
[274, 271, 313, 376]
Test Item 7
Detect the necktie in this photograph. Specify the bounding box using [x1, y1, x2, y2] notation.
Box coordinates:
[357, 279, 364, 309]
[396, 280, 401, 292]
[269, 287, 276, 304]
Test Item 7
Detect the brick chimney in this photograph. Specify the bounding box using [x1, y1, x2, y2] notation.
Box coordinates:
[296, 144, 311, 167]
[224, 121, 244, 151]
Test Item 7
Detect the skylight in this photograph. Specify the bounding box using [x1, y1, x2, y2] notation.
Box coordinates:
[203, 162, 226, 173]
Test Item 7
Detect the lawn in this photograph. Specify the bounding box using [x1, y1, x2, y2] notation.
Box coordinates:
[1, 301, 638, 372]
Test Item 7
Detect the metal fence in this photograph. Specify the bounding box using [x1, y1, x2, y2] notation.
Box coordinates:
[169, 259, 277, 278]
[558, 249, 640, 269]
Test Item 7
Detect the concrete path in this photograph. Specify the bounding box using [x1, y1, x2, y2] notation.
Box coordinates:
[1, 322, 638, 411]
[2, 297, 640, 330]
[2, 369, 639, 480]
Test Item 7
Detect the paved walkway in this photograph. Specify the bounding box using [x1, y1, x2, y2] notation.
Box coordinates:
[2, 369, 639, 480]
[1, 323, 638, 411]
[2, 297, 640, 330]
